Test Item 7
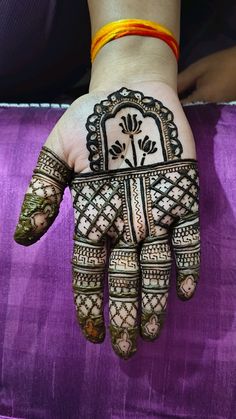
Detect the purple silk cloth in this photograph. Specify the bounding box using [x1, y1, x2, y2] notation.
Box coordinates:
[0, 103, 236, 419]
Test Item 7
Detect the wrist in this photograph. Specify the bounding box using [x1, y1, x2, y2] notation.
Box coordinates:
[89, 36, 177, 92]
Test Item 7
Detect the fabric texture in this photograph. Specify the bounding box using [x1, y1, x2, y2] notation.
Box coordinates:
[0, 103, 236, 418]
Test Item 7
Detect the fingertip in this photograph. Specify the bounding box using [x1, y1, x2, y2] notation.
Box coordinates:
[14, 194, 59, 246]
[109, 325, 138, 360]
[77, 314, 106, 344]
[177, 272, 199, 301]
[14, 227, 40, 246]
[140, 312, 165, 341]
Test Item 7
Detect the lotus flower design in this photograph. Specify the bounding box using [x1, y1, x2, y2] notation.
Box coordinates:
[138, 135, 157, 165]
[109, 140, 126, 160]
[119, 113, 142, 136]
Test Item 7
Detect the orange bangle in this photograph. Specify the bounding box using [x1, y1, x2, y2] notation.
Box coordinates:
[91, 19, 179, 63]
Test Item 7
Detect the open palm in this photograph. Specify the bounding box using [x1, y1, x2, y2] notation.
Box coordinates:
[14, 85, 200, 359]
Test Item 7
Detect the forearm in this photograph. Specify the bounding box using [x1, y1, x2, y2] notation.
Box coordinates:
[87, 0, 181, 91]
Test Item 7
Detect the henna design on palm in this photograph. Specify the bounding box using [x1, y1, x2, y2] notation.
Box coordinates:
[14, 87, 200, 360]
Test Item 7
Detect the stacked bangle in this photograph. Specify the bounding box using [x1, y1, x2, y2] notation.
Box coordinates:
[91, 19, 179, 63]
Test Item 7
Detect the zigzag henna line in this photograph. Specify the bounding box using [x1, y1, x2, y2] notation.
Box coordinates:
[71, 162, 199, 247]
[124, 179, 137, 243]
[140, 176, 150, 236]
[119, 180, 131, 242]
[144, 175, 156, 236]
[132, 179, 143, 236]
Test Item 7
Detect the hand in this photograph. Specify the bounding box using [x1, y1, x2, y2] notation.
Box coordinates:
[14, 84, 200, 359]
[178, 46, 236, 104]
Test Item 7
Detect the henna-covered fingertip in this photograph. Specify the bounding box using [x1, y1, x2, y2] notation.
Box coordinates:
[141, 312, 165, 341]
[77, 314, 106, 344]
[176, 272, 199, 301]
[109, 325, 138, 360]
[14, 194, 59, 246]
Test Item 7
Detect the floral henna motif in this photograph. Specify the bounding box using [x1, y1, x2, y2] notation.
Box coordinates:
[86, 87, 183, 172]
[71, 161, 199, 243]
[109, 140, 126, 160]
[14, 194, 59, 245]
[70, 87, 200, 358]
[71, 161, 199, 354]
[141, 314, 161, 340]
[15, 87, 200, 360]
[119, 113, 142, 135]
[138, 136, 157, 166]
[109, 114, 158, 168]
[109, 325, 138, 359]
[77, 315, 105, 343]
[177, 272, 198, 300]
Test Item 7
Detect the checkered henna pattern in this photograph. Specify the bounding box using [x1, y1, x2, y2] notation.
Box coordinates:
[71, 88, 200, 359]
[14, 87, 200, 359]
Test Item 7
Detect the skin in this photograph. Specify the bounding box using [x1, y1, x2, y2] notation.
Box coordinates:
[178, 46, 236, 103]
[15, 1, 200, 358]
[88, 0, 180, 92]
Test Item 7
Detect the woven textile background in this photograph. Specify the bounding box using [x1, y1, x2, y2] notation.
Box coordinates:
[0, 104, 236, 419]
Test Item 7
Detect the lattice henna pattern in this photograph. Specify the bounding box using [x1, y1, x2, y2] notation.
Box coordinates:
[69, 88, 200, 359]
[71, 161, 199, 243]
[14, 87, 200, 360]
[71, 160, 200, 357]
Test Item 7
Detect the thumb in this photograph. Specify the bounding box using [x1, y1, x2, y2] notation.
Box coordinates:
[14, 146, 73, 246]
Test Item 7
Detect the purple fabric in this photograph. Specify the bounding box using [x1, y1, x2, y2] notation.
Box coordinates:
[0, 103, 236, 419]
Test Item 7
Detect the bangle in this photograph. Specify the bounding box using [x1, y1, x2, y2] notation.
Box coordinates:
[91, 19, 179, 63]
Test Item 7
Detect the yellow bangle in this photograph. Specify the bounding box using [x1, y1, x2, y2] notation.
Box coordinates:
[91, 19, 179, 63]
